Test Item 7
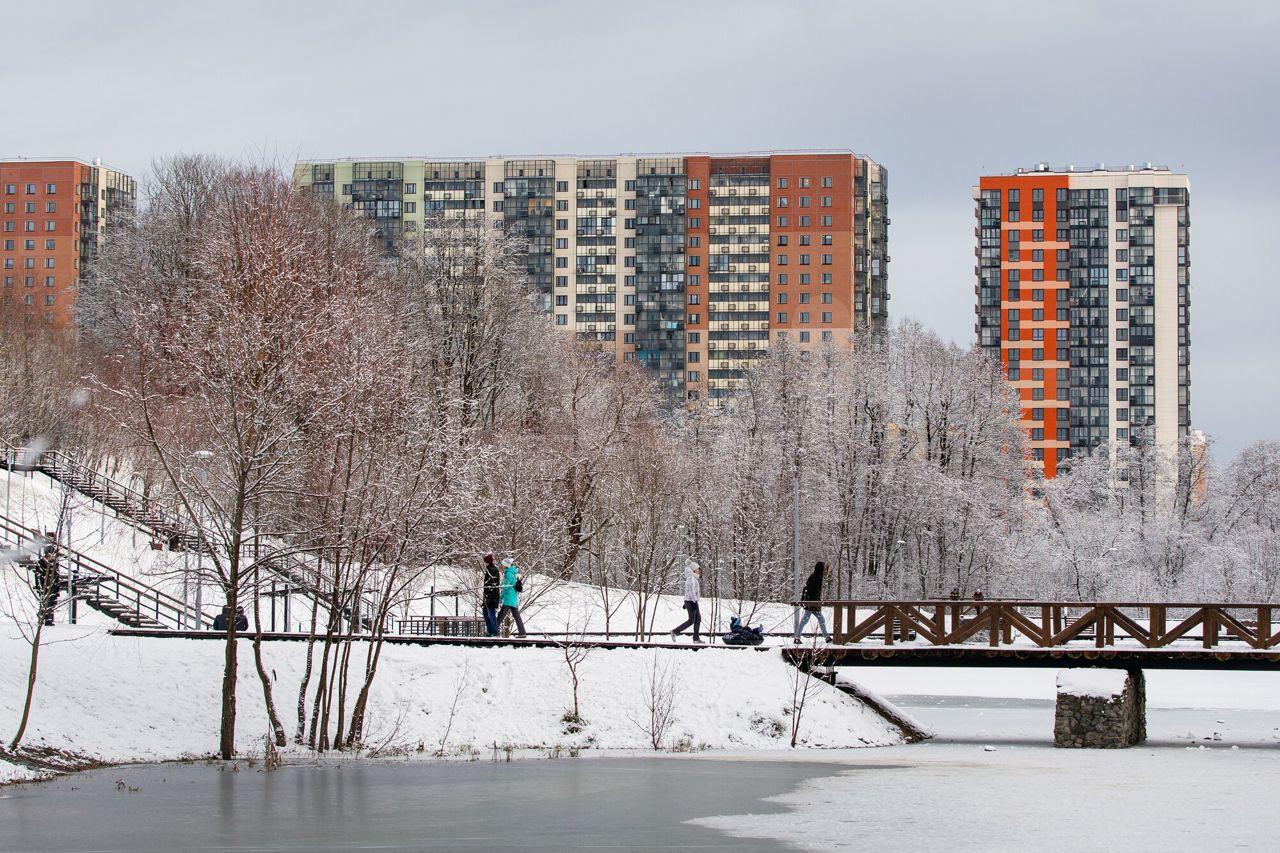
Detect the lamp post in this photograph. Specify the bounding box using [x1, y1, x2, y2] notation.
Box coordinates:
[192, 449, 214, 629]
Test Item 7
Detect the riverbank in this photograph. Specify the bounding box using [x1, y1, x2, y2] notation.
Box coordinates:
[0, 626, 904, 785]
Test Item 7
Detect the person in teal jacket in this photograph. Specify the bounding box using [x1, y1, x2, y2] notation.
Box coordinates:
[498, 556, 528, 637]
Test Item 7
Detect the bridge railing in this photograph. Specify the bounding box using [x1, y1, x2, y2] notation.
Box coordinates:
[801, 600, 1278, 651]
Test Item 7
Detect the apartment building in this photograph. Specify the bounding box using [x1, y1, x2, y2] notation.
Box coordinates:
[0, 159, 136, 328]
[975, 164, 1190, 477]
[294, 151, 888, 401]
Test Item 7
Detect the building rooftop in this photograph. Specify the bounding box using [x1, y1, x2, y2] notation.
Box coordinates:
[997, 162, 1184, 176]
[0, 156, 130, 173]
[295, 149, 869, 165]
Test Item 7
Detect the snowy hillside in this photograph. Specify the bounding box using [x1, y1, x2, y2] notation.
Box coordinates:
[0, 626, 904, 770]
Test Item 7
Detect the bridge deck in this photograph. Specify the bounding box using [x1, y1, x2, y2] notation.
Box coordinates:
[106, 629, 1280, 669]
[107, 628, 769, 652]
[781, 643, 1280, 671]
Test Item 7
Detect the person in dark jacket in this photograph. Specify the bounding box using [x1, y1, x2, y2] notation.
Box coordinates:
[33, 543, 60, 627]
[481, 553, 501, 636]
[213, 606, 249, 632]
[793, 560, 831, 644]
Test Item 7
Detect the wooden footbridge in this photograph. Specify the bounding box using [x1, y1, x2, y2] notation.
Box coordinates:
[108, 599, 1280, 670]
[780, 599, 1280, 671]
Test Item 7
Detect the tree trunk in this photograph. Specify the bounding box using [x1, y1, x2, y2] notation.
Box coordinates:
[8, 619, 45, 751]
[219, 584, 238, 759]
[251, 562, 286, 747]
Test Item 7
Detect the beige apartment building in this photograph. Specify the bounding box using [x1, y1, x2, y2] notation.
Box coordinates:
[294, 151, 888, 402]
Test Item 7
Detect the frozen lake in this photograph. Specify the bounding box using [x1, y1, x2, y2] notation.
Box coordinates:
[2, 670, 1277, 852]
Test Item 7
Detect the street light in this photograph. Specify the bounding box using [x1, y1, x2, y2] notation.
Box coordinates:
[191, 450, 214, 629]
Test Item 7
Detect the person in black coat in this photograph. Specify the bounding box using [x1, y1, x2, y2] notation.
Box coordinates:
[33, 543, 60, 627]
[213, 606, 249, 632]
[793, 560, 831, 644]
[481, 553, 501, 636]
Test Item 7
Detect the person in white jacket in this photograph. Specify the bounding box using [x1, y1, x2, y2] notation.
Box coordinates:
[669, 559, 703, 643]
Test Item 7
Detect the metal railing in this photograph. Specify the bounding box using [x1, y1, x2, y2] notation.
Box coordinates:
[0, 510, 212, 630]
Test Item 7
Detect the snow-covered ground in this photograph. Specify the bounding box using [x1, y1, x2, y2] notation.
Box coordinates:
[0, 625, 903, 776]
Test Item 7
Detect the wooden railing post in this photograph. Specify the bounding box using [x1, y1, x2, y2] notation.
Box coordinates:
[1260, 607, 1272, 649]
[883, 606, 894, 646]
[1040, 605, 1051, 647]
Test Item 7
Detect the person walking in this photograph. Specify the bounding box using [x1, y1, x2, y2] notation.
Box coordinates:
[481, 553, 501, 636]
[794, 560, 831, 644]
[669, 559, 703, 643]
[497, 556, 527, 638]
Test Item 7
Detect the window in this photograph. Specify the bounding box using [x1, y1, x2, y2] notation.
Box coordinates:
[777, 273, 788, 285]
[403, 183, 415, 194]
[799, 178, 811, 188]
[821, 312, 832, 323]
[777, 215, 788, 227]
[555, 295, 567, 306]
[555, 257, 567, 268]
[821, 292, 832, 304]
[555, 181, 568, 193]
[821, 176, 833, 188]
[1116, 388, 1129, 402]
[821, 215, 832, 226]
[403, 201, 416, 213]
[799, 311, 810, 323]
[821, 254, 832, 265]
[777, 178, 788, 189]
[799, 216, 810, 227]
[777, 235, 788, 246]
[1116, 229, 1128, 242]
[688, 179, 700, 190]
[555, 200, 568, 211]
[777, 312, 788, 323]
[689, 198, 700, 209]
[556, 275, 568, 287]
[556, 315, 568, 326]
[799, 292, 811, 304]
[799, 331, 810, 343]
[25, 202, 35, 213]
[777, 254, 788, 265]
[821, 234, 832, 245]
[556, 218, 568, 230]
[820, 196, 832, 207]
[687, 293, 700, 305]
[555, 238, 568, 249]
[777, 293, 787, 304]
[688, 236, 700, 247]
[799, 196, 811, 209]
[687, 372, 700, 383]
[688, 332, 700, 344]
[24, 184, 35, 195]
[799, 235, 811, 246]
[799, 273, 811, 284]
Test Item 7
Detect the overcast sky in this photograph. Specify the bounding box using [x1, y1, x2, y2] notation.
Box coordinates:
[3, 0, 1276, 458]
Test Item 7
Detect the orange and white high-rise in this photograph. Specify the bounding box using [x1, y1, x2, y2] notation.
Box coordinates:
[975, 164, 1190, 478]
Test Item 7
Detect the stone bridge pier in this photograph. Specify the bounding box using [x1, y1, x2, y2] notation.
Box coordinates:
[1054, 668, 1146, 748]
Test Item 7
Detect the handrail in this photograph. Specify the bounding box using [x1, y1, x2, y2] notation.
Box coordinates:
[3, 440, 380, 631]
[0, 510, 212, 629]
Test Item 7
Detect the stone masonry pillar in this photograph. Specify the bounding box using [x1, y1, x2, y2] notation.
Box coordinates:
[1054, 668, 1146, 748]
